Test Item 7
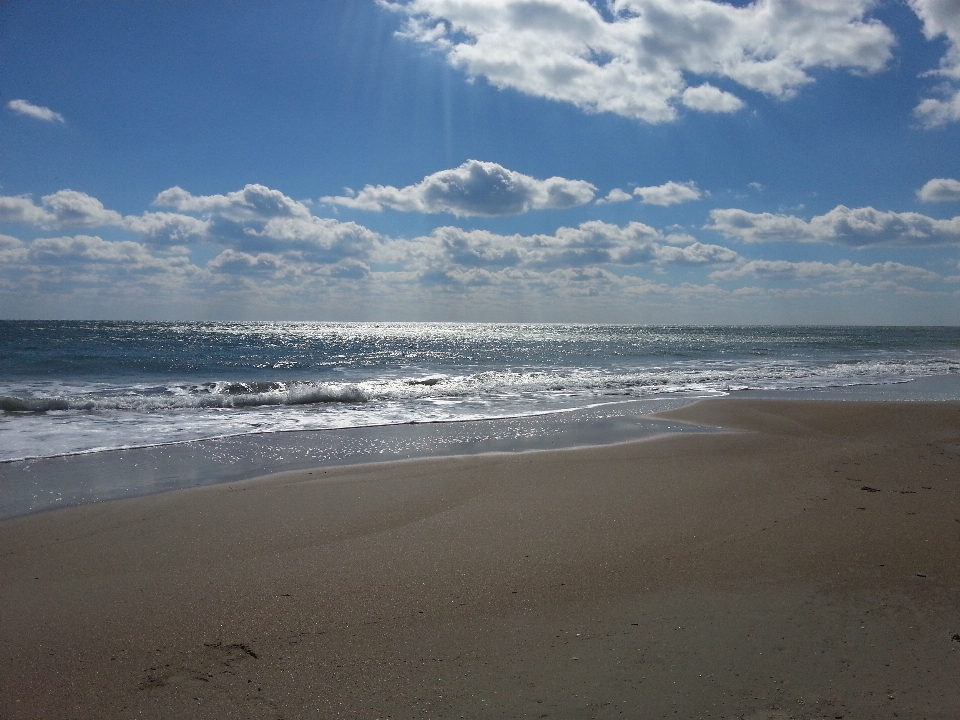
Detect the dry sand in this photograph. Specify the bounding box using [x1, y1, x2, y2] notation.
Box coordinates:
[1, 399, 958, 719]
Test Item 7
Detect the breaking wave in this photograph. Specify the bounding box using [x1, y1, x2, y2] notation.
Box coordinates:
[2, 322, 958, 462]
[2, 355, 957, 416]
[0, 382, 368, 413]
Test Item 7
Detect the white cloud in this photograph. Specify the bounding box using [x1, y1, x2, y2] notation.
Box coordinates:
[597, 188, 633, 204]
[708, 205, 960, 246]
[27, 235, 196, 275]
[909, 0, 960, 78]
[0, 184, 375, 259]
[0, 183, 749, 314]
[382, 0, 894, 123]
[680, 84, 744, 113]
[917, 177, 960, 202]
[653, 241, 739, 265]
[151, 185, 383, 262]
[634, 181, 702, 206]
[0, 195, 56, 225]
[384, 219, 739, 272]
[322, 160, 596, 216]
[154, 184, 312, 221]
[0, 234, 27, 263]
[207, 249, 306, 280]
[41, 190, 125, 227]
[0, 190, 211, 245]
[251, 216, 382, 262]
[908, 0, 960, 126]
[0, 190, 123, 228]
[124, 212, 211, 244]
[711, 259, 942, 282]
[9, 180, 956, 319]
[914, 88, 960, 128]
[7, 99, 65, 123]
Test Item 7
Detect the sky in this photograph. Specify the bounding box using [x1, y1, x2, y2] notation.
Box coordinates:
[1, 0, 960, 324]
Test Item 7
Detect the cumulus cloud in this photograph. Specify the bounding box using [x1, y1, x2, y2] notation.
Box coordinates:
[0, 190, 211, 246]
[149, 185, 384, 263]
[909, 0, 960, 78]
[634, 181, 702, 206]
[382, 0, 894, 123]
[597, 188, 633, 204]
[917, 178, 960, 202]
[322, 160, 596, 216]
[708, 205, 960, 246]
[41, 190, 125, 227]
[680, 84, 744, 113]
[154, 184, 312, 221]
[0, 182, 741, 286]
[909, 0, 960, 127]
[249, 216, 382, 263]
[0, 234, 27, 263]
[11, 180, 954, 317]
[914, 88, 960, 128]
[0, 185, 375, 258]
[206, 249, 306, 280]
[0, 190, 123, 228]
[123, 212, 210, 244]
[27, 235, 196, 276]
[710, 259, 942, 282]
[0, 195, 56, 225]
[7, 99, 64, 123]
[384, 219, 739, 273]
[0, 181, 750, 316]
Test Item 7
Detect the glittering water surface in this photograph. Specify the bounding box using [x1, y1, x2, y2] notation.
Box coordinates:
[2, 322, 959, 462]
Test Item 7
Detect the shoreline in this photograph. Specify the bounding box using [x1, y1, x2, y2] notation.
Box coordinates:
[2, 398, 959, 718]
[4, 373, 960, 520]
[0, 396, 708, 520]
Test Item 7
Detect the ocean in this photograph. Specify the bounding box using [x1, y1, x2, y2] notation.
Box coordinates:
[2, 322, 959, 517]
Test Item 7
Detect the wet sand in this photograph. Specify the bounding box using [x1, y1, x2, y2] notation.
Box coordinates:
[1, 399, 959, 719]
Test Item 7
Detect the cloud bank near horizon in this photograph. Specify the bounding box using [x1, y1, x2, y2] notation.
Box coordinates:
[708, 205, 960, 247]
[1, 181, 955, 319]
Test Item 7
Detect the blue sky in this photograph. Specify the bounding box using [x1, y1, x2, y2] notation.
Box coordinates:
[2, 0, 960, 323]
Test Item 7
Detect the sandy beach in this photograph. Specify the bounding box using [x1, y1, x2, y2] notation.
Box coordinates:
[1, 398, 958, 719]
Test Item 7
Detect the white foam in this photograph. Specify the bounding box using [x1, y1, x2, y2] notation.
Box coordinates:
[2, 349, 959, 462]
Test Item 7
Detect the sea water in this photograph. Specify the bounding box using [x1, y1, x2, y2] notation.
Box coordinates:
[1, 322, 959, 517]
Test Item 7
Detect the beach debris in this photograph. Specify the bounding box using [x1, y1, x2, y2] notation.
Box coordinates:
[407, 377, 442, 386]
[861, 486, 881, 492]
[951, 633, 960, 642]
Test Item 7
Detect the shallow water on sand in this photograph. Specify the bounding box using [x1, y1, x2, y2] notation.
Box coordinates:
[0, 397, 710, 519]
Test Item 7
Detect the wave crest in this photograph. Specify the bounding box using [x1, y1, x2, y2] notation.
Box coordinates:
[0, 382, 368, 413]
